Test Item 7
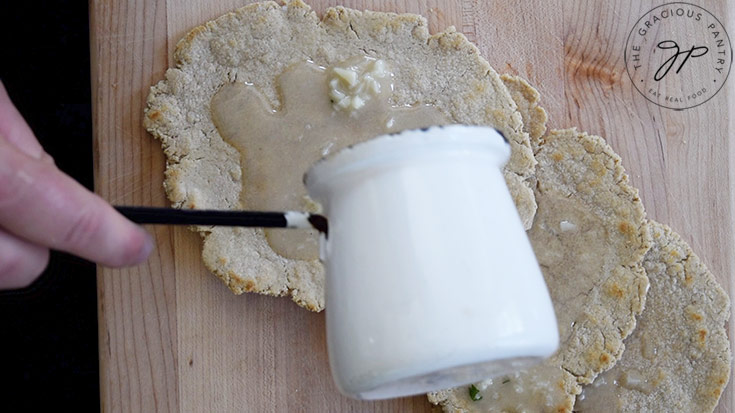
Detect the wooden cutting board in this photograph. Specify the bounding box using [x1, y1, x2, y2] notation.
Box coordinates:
[91, 0, 734, 411]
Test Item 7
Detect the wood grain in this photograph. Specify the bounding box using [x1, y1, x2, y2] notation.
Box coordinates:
[92, 0, 733, 411]
[91, 0, 180, 411]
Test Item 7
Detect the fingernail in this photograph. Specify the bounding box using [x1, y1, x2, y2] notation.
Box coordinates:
[136, 230, 155, 263]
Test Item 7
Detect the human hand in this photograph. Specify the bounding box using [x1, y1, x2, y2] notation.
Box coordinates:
[0, 80, 153, 289]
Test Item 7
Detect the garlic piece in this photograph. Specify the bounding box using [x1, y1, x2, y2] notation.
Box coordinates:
[328, 57, 391, 113]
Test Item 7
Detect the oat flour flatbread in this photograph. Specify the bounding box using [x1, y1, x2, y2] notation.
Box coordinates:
[429, 128, 651, 412]
[144, 0, 537, 311]
[575, 221, 731, 412]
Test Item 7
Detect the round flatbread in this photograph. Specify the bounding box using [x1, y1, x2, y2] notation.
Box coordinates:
[429, 128, 650, 412]
[575, 221, 731, 412]
[144, 0, 537, 311]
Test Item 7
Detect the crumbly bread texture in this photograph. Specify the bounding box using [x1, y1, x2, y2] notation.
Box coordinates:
[501, 74, 547, 148]
[144, 0, 537, 311]
[500, 73, 548, 223]
[575, 221, 731, 412]
[429, 128, 651, 412]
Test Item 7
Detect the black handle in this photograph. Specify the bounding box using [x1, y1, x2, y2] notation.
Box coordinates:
[115, 206, 288, 228]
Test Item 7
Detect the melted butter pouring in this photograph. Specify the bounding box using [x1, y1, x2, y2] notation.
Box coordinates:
[211, 58, 447, 260]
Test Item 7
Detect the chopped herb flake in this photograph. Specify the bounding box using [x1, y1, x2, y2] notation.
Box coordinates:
[502, 378, 511, 384]
[469, 384, 483, 401]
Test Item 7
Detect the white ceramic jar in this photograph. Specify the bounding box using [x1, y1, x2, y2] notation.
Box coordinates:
[305, 125, 558, 400]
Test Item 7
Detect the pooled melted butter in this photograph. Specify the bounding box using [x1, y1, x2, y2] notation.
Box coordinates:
[529, 191, 610, 344]
[467, 363, 572, 412]
[211, 57, 447, 260]
[575, 367, 663, 411]
[574, 372, 623, 411]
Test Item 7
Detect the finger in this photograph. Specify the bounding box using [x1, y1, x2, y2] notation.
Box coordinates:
[0, 80, 47, 161]
[0, 140, 154, 267]
[0, 228, 50, 290]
